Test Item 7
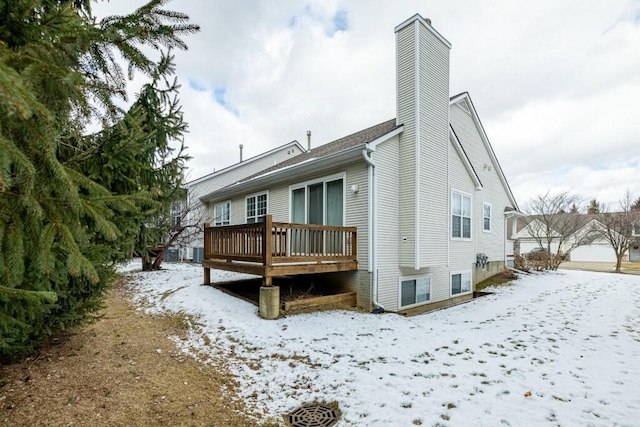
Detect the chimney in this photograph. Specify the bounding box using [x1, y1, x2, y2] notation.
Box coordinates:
[395, 14, 451, 269]
[306, 130, 312, 151]
[239, 144, 243, 162]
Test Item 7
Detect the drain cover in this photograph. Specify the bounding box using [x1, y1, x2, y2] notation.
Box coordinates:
[286, 403, 339, 427]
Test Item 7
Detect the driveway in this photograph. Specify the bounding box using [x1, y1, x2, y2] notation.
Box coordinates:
[560, 261, 640, 275]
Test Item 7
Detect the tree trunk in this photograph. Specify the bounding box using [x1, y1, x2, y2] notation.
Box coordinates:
[141, 253, 153, 271]
[615, 253, 623, 273]
[151, 249, 167, 270]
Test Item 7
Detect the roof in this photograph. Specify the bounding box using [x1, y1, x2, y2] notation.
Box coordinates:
[201, 119, 401, 202]
[515, 213, 607, 234]
[200, 94, 520, 208]
[238, 119, 399, 183]
[185, 140, 305, 187]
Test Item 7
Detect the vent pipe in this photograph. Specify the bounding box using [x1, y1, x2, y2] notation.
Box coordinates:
[306, 130, 311, 151]
[239, 144, 243, 162]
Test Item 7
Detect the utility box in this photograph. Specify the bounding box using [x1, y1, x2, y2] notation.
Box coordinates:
[165, 248, 178, 263]
[192, 247, 204, 264]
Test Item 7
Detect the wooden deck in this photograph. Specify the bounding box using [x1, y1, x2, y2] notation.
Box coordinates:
[202, 215, 358, 286]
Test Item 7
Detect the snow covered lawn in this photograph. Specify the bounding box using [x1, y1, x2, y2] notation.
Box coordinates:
[122, 263, 640, 426]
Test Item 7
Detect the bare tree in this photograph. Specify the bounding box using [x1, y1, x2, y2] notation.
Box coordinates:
[525, 191, 598, 268]
[142, 194, 206, 271]
[596, 190, 640, 273]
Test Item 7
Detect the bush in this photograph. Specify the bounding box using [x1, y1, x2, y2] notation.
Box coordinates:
[525, 252, 565, 271]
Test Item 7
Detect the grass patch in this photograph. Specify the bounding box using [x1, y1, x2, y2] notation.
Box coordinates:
[476, 270, 517, 292]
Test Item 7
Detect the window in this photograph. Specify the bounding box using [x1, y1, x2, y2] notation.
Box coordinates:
[290, 174, 344, 226]
[451, 271, 472, 296]
[246, 192, 268, 223]
[452, 191, 472, 239]
[214, 201, 230, 226]
[171, 200, 183, 226]
[633, 223, 640, 237]
[483, 202, 491, 232]
[400, 276, 431, 308]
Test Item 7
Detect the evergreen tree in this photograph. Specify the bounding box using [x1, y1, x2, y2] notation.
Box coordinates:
[0, 0, 198, 361]
[587, 199, 601, 214]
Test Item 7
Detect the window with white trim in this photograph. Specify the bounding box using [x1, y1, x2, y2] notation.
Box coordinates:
[290, 173, 345, 226]
[633, 223, 640, 236]
[400, 275, 431, 308]
[483, 202, 491, 232]
[452, 191, 472, 239]
[246, 192, 268, 223]
[451, 270, 472, 296]
[213, 201, 230, 226]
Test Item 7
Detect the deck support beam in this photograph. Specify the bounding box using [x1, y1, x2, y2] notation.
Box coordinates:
[259, 286, 280, 319]
[204, 267, 210, 285]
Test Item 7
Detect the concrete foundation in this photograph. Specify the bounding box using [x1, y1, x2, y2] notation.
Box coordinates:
[259, 286, 280, 319]
[473, 261, 506, 285]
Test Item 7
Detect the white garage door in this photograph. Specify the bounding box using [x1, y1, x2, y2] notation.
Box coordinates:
[570, 245, 616, 262]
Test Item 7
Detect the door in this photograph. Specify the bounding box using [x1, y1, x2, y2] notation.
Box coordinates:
[290, 178, 344, 255]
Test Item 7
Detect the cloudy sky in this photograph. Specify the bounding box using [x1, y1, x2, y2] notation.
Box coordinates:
[93, 0, 640, 209]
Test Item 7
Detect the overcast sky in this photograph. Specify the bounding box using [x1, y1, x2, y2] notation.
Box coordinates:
[93, 0, 640, 210]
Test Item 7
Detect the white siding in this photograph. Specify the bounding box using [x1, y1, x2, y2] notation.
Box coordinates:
[375, 137, 401, 309]
[396, 17, 451, 269]
[417, 23, 450, 268]
[450, 101, 515, 263]
[396, 24, 417, 268]
[448, 143, 477, 277]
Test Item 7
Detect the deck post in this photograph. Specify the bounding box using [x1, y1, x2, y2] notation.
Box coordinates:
[203, 222, 211, 284]
[352, 229, 357, 259]
[262, 214, 273, 283]
[259, 285, 279, 319]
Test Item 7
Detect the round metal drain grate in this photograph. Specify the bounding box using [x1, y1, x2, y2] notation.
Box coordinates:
[286, 403, 340, 427]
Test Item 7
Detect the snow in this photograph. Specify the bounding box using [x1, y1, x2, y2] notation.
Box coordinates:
[120, 261, 640, 426]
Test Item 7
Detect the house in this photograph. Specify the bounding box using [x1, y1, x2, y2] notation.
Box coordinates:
[180, 140, 305, 260]
[512, 214, 640, 263]
[631, 222, 640, 262]
[200, 14, 521, 317]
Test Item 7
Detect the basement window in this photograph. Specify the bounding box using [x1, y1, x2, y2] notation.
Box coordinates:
[399, 275, 431, 308]
[451, 270, 472, 296]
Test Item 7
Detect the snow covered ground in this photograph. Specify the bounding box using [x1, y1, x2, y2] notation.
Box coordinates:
[121, 262, 640, 426]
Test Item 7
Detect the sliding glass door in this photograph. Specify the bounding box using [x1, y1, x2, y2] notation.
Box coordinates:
[290, 176, 344, 255]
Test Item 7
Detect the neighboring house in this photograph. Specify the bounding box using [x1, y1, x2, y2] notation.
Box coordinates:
[181, 141, 305, 259]
[512, 214, 633, 263]
[200, 14, 521, 314]
[630, 222, 640, 262]
[510, 218, 562, 255]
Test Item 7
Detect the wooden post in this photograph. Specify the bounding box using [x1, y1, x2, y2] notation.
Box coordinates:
[352, 229, 358, 259]
[262, 214, 273, 287]
[203, 222, 210, 285]
[262, 214, 272, 261]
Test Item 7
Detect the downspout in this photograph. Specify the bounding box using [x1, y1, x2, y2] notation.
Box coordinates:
[362, 147, 385, 313]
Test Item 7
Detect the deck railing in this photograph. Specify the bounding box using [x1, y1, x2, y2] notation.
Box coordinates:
[204, 214, 357, 266]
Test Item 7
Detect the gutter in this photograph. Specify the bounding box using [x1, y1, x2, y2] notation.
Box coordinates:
[362, 147, 385, 313]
